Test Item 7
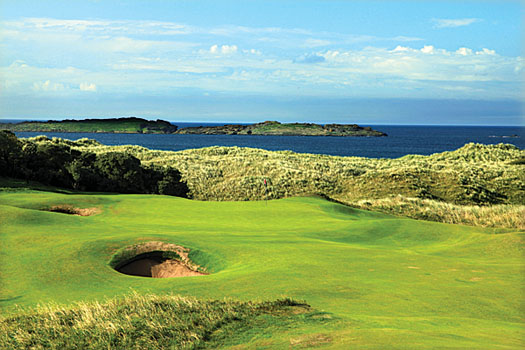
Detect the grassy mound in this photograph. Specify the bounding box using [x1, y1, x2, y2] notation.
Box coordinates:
[0, 294, 309, 349]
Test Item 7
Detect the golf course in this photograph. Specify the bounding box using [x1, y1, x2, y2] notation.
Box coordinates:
[1, 185, 523, 348]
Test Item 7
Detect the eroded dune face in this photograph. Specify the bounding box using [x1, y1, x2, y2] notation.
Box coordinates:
[117, 254, 204, 278]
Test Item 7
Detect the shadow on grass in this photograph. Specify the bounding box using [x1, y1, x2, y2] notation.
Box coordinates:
[0, 176, 117, 196]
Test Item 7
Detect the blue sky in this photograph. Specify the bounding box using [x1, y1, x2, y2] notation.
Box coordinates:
[0, 0, 523, 125]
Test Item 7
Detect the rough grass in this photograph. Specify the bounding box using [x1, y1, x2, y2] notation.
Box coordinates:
[0, 293, 308, 350]
[25, 137, 525, 228]
[345, 195, 525, 229]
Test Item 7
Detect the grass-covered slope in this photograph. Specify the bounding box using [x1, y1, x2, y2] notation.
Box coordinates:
[42, 137, 524, 228]
[0, 117, 177, 134]
[1, 294, 310, 349]
[0, 191, 523, 348]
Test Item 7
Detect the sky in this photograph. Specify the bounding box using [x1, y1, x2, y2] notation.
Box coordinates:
[0, 0, 523, 125]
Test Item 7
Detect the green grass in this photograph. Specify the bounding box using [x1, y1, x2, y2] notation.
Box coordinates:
[1, 189, 523, 348]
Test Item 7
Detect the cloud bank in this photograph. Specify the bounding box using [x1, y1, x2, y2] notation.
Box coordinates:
[0, 17, 522, 101]
[432, 18, 481, 28]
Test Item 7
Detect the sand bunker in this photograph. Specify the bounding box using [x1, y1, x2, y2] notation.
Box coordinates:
[46, 205, 100, 216]
[112, 242, 207, 278]
[116, 252, 204, 278]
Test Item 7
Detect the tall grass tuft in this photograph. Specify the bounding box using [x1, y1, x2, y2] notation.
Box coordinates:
[0, 293, 307, 350]
[344, 195, 525, 229]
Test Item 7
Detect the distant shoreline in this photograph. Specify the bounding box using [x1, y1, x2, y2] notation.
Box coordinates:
[1, 118, 387, 137]
[1, 118, 524, 128]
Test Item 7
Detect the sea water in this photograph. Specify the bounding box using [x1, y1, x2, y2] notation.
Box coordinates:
[12, 123, 525, 159]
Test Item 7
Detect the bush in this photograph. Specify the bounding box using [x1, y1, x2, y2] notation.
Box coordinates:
[0, 130, 22, 177]
[0, 133, 189, 197]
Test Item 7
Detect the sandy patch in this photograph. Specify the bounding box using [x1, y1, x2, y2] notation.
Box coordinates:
[118, 257, 205, 278]
[47, 205, 100, 216]
[290, 333, 332, 348]
[407, 266, 420, 269]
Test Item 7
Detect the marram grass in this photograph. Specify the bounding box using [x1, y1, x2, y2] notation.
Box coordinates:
[0, 293, 310, 350]
[345, 195, 525, 229]
[26, 137, 525, 229]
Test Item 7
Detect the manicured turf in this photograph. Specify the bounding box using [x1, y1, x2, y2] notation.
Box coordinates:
[0, 190, 523, 348]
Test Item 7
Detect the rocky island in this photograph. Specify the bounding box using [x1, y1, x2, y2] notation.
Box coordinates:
[175, 121, 387, 136]
[1, 118, 386, 136]
[0, 117, 178, 134]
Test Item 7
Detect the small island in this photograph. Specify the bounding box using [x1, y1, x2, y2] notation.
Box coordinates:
[0, 117, 178, 134]
[1, 118, 387, 136]
[176, 120, 387, 136]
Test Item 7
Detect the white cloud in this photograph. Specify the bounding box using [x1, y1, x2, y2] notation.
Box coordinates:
[220, 45, 238, 54]
[392, 36, 423, 42]
[79, 82, 97, 91]
[476, 48, 496, 55]
[302, 38, 332, 48]
[421, 45, 435, 54]
[3, 42, 522, 100]
[392, 46, 410, 52]
[456, 47, 473, 56]
[10, 18, 194, 36]
[32, 80, 64, 92]
[432, 18, 481, 28]
[209, 44, 238, 54]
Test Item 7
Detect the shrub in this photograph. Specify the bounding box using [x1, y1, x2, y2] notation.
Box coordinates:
[1, 134, 189, 197]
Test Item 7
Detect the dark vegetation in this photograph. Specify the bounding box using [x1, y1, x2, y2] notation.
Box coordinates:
[0, 294, 312, 350]
[0, 130, 188, 196]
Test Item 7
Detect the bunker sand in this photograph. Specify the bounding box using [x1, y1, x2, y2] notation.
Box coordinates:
[112, 241, 207, 278]
[118, 257, 205, 278]
[47, 205, 100, 216]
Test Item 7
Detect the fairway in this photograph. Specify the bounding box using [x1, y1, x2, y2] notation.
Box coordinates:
[1, 190, 523, 349]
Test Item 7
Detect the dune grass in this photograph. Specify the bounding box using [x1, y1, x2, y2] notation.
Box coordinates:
[0, 293, 310, 350]
[1, 189, 523, 348]
[345, 195, 525, 229]
[28, 137, 524, 228]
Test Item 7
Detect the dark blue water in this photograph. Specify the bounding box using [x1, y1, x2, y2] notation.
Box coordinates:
[11, 122, 525, 159]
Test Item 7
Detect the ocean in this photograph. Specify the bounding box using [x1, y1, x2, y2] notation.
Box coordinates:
[10, 122, 525, 159]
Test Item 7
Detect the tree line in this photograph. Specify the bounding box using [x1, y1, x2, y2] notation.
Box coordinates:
[0, 130, 189, 197]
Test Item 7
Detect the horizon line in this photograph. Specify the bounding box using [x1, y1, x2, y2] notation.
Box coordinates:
[1, 117, 524, 128]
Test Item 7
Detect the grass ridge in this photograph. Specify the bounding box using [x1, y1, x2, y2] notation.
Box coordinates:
[0, 293, 309, 350]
